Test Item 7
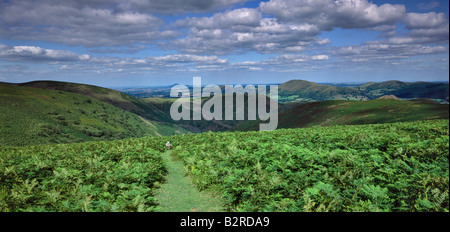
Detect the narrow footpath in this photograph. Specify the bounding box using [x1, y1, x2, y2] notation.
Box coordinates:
[154, 151, 224, 212]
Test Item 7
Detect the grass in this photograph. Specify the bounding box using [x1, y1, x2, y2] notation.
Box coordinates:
[0, 138, 167, 212]
[154, 150, 224, 212]
[171, 119, 449, 212]
[0, 119, 447, 212]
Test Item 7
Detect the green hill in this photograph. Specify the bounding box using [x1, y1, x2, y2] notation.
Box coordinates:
[232, 99, 449, 131]
[0, 83, 188, 146]
[18, 81, 171, 122]
[16, 81, 254, 133]
[279, 79, 449, 103]
[356, 80, 449, 100]
[279, 80, 369, 102]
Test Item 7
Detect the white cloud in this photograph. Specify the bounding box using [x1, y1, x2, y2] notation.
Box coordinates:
[0, 1, 169, 47]
[403, 12, 448, 29]
[316, 38, 331, 45]
[170, 8, 320, 54]
[151, 54, 227, 64]
[260, 0, 406, 31]
[0, 45, 90, 62]
[311, 55, 329, 61]
[0, 0, 448, 83]
[333, 42, 448, 63]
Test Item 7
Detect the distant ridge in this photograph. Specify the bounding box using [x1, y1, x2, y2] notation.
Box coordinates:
[278, 79, 449, 103]
[279, 79, 368, 102]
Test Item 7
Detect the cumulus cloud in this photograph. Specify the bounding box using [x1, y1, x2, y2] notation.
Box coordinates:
[169, 8, 320, 54]
[0, 1, 254, 48]
[403, 12, 448, 29]
[0, 44, 90, 62]
[260, 0, 406, 31]
[386, 12, 450, 45]
[0, 0, 173, 47]
[176, 8, 262, 29]
[0, 0, 448, 82]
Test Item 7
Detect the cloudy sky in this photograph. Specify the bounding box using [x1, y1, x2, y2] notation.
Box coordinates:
[0, 0, 448, 87]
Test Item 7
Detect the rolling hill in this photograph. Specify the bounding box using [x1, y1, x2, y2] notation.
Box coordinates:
[279, 79, 449, 103]
[18, 81, 171, 123]
[232, 98, 449, 131]
[279, 80, 369, 102]
[14, 81, 254, 133]
[3, 79, 449, 146]
[356, 80, 449, 100]
[0, 83, 188, 146]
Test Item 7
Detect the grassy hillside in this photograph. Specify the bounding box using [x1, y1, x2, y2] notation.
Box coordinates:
[0, 83, 188, 146]
[18, 81, 172, 123]
[1, 119, 448, 212]
[17, 81, 257, 133]
[171, 119, 449, 212]
[233, 99, 449, 131]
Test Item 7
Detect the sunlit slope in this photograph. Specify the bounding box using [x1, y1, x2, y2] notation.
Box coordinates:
[0, 83, 187, 146]
[18, 81, 172, 122]
[232, 99, 449, 131]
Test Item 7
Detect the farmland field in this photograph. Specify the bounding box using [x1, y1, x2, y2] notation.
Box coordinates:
[1, 119, 448, 212]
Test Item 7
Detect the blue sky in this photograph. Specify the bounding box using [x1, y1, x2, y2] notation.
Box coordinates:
[0, 0, 448, 87]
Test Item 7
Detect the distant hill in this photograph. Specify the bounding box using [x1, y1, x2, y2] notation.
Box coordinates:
[279, 79, 449, 103]
[279, 80, 368, 102]
[355, 80, 449, 100]
[232, 99, 449, 131]
[0, 83, 188, 146]
[144, 93, 283, 132]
